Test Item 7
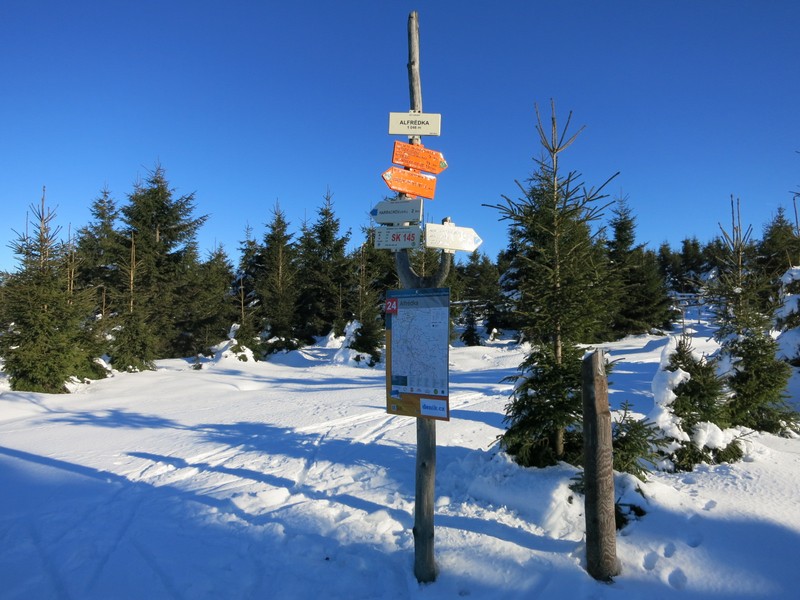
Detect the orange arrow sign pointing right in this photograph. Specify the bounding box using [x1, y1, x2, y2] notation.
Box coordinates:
[392, 141, 448, 174]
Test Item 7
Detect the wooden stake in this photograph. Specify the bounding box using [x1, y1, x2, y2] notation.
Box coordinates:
[582, 350, 620, 580]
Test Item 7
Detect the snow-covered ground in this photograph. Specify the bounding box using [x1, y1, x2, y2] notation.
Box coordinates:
[1, 308, 799, 599]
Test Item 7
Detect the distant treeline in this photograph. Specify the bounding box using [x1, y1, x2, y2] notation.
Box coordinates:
[1, 160, 798, 394]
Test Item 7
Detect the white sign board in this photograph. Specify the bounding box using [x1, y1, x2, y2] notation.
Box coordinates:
[425, 223, 483, 253]
[374, 225, 423, 250]
[388, 112, 442, 136]
[370, 198, 423, 224]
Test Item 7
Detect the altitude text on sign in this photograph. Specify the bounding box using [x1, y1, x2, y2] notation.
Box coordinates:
[388, 112, 442, 136]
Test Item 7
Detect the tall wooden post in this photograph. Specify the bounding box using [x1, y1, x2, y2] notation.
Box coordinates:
[396, 11, 450, 584]
[581, 350, 620, 581]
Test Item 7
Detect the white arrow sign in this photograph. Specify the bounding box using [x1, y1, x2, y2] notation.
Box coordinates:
[370, 198, 423, 224]
[425, 223, 483, 253]
[375, 225, 423, 250]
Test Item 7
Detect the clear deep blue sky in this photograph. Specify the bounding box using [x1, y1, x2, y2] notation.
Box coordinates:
[1, 1, 798, 273]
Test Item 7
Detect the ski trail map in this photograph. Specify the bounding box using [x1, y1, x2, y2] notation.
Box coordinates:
[385, 287, 450, 420]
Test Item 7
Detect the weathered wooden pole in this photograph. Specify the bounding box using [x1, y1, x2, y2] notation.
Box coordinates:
[397, 11, 450, 584]
[581, 350, 621, 581]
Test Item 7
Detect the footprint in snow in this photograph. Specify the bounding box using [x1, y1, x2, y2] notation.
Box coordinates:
[663, 542, 676, 558]
[668, 568, 688, 590]
[642, 551, 659, 571]
[686, 530, 703, 548]
[686, 514, 703, 548]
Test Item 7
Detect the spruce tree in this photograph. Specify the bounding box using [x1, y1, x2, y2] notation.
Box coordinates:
[606, 199, 673, 338]
[459, 301, 482, 346]
[346, 240, 384, 365]
[75, 187, 126, 323]
[677, 237, 704, 294]
[460, 250, 503, 336]
[661, 336, 740, 471]
[1, 193, 96, 391]
[709, 197, 794, 434]
[0, 272, 7, 330]
[259, 204, 299, 353]
[501, 343, 585, 466]
[109, 233, 157, 371]
[657, 242, 682, 293]
[120, 165, 208, 358]
[757, 207, 800, 302]
[358, 223, 398, 294]
[294, 191, 352, 342]
[725, 333, 795, 433]
[494, 230, 525, 333]
[487, 102, 616, 466]
[184, 247, 237, 354]
[669, 336, 729, 429]
[775, 267, 800, 366]
[232, 225, 266, 351]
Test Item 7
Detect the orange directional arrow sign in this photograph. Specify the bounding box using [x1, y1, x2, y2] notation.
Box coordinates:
[381, 166, 437, 199]
[392, 141, 448, 174]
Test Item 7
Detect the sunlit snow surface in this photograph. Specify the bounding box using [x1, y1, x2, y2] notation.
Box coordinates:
[1, 307, 799, 599]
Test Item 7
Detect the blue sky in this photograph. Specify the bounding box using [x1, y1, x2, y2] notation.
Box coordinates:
[1, 1, 798, 273]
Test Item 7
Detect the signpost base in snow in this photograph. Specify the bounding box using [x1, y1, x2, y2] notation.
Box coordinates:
[413, 417, 437, 582]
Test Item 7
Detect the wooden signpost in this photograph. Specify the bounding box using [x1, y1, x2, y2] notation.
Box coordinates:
[375, 11, 486, 584]
[390, 12, 449, 585]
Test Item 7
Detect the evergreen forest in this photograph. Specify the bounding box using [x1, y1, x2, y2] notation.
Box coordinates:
[2, 107, 799, 479]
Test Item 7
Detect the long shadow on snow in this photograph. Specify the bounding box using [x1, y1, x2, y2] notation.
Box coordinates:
[0, 445, 414, 599]
[448, 408, 506, 430]
[48, 408, 186, 430]
[188, 420, 565, 552]
[14, 407, 591, 570]
[201, 366, 384, 393]
[127, 449, 414, 529]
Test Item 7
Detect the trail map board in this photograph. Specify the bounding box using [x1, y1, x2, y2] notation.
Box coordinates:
[385, 288, 450, 421]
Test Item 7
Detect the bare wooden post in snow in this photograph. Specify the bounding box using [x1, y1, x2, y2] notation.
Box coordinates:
[582, 350, 620, 581]
[395, 11, 450, 584]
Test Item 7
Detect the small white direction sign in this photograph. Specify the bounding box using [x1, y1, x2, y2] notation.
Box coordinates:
[425, 223, 483, 253]
[375, 225, 423, 250]
[370, 198, 423, 224]
[388, 112, 442, 136]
